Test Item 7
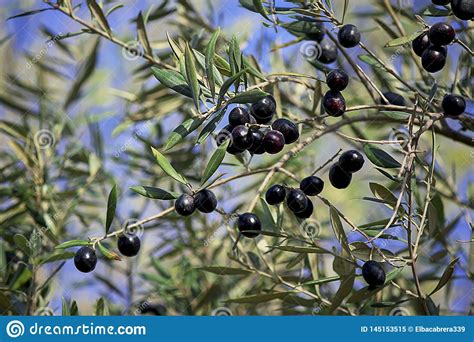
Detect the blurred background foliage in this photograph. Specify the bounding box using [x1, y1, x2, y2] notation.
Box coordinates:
[0, 0, 472, 316]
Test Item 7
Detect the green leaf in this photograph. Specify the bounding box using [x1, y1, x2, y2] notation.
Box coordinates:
[151, 67, 192, 97]
[429, 257, 459, 296]
[150, 147, 188, 184]
[95, 298, 109, 316]
[196, 110, 225, 144]
[358, 54, 384, 69]
[136, 11, 152, 56]
[363, 144, 401, 168]
[229, 89, 269, 104]
[217, 68, 249, 105]
[385, 30, 423, 47]
[184, 44, 201, 110]
[380, 111, 411, 120]
[62, 297, 70, 316]
[130, 186, 179, 200]
[225, 292, 295, 303]
[270, 246, 326, 254]
[87, 0, 111, 36]
[97, 242, 121, 261]
[330, 207, 352, 257]
[252, 0, 271, 21]
[201, 139, 230, 185]
[205, 28, 220, 99]
[369, 182, 398, 207]
[164, 117, 204, 150]
[13, 234, 31, 256]
[105, 184, 118, 235]
[7, 8, 54, 21]
[41, 252, 75, 265]
[198, 266, 252, 275]
[56, 240, 90, 249]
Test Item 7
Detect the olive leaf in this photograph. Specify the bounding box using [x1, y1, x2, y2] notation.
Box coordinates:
[363, 143, 401, 168]
[429, 257, 459, 296]
[358, 54, 384, 69]
[13, 234, 31, 256]
[97, 242, 121, 261]
[130, 186, 179, 200]
[41, 252, 75, 265]
[200, 139, 230, 186]
[105, 184, 118, 235]
[56, 240, 91, 249]
[198, 266, 252, 275]
[225, 292, 295, 304]
[329, 207, 352, 257]
[150, 146, 188, 184]
[217, 68, 249, 106]
[151, 67, 192, 97]
[164, 117, 204, 150]
[228, 89, 269, 104]
[384, 30, 424, 47]
[87, 0, 111, 37]
[205, 28, 220, 99]
[184, 44, 200, 110]
[136, 11, 152, 56]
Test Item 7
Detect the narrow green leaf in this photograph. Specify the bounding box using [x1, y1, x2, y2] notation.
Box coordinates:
[105, 184, 118, 235]
[136, 11, 152, 56]
[380, 111, 411, 120]
[150, 147, 188, 184]
[7, 8, 54, 20]
[228, 89, 269, 104]
[330, 207, 351, 257]
[87, 0, 111, 36]
[151, 67, 192, 97]
[385, 30, 423, 47]
[41, 252, 75, 265]
[13, 234, 31, 256]
[270, 246, 326, 254]
[201, 139, 230, 185]
[196, 109, 225, 144]
[164, 117, 204, 150]
[205, 28, 220, 99]
[358, 54, 384, 69]
[184, 44, 200, 110]
[225, 292, 295, 303]
[217, 68, 249, 105]
[97, 242, 121, 261]
[56, 240, 90, 249]
[198, 266, 252, 275]
[130, 186, 179, 200]
[369, 182, 398, 207]
[363, 144, 401, 168]
[252, 0, 271, 21]
[62, 297, 70, 316]
[429, 258, 459, 296]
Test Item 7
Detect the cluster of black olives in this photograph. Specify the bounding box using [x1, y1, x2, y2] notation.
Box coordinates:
[432, 0, 473, 20]
[174, 189, 217, 217]
[304, 22, 338, 65]
[265, 175, 324, 219]
[324, 69, 349, 117]
[329, 150, 365, 189]
[74, 233, 141, 273]
[412, 22, 456, 73]
[216, 95, 299, 155]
